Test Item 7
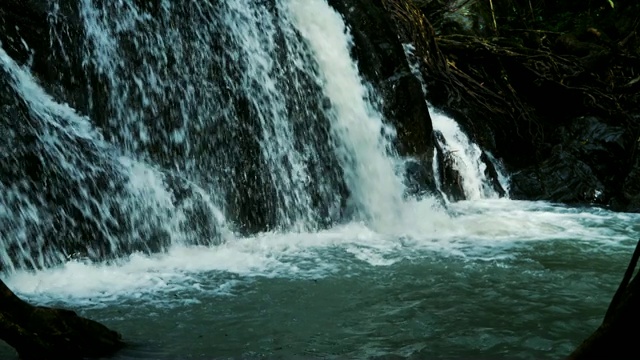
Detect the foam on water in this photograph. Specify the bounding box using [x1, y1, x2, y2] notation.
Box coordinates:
[7, 200, 639, 307]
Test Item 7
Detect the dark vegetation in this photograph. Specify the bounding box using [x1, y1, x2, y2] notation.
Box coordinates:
[386, 0, 640, 210]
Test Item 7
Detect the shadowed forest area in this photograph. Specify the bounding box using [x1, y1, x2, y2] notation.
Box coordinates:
[389, 0, 640, 211]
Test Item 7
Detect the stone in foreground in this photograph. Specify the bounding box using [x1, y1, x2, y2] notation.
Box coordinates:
[0, 279, 124, 360]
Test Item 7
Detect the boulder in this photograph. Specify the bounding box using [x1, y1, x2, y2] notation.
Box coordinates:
[621, 149, 640, 212]
[0, 279, 123, 360]
[433, 131, 465, 201]
[510, 116, 637, 209]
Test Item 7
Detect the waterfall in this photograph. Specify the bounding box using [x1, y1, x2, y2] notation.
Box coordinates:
[288, 0, 406, 229]
[77, 0, 411, 230]
[0, 0, 417, 270]
[0, 46, 189, 271]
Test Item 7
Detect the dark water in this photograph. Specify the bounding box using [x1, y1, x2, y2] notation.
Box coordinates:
[2, 201, 637, 359]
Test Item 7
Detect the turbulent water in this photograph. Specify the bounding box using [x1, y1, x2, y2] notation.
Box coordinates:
[3, 200, 639, 359]
[1, 0, 639, 359]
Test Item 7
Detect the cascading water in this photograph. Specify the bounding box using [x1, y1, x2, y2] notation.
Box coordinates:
[2, 1, 640, 359]
[0, 45, 177, 271]
[431, 111, 506, 200]
[402, 43, 508, 202]
[0, 0, 418, 270]
[78, 0, 412, 233]
[289, 0, 407, 229]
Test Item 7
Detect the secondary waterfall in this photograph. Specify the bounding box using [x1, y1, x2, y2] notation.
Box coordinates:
[402, 44, 509, 201]
[431, 111, 508, 200]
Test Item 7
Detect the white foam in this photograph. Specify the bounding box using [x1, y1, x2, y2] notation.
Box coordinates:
[431, 110, 501, 200]
[7, 200, 638, 307]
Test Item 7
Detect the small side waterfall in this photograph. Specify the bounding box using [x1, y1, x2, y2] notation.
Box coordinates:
[402, 44, 509, 202]
[431, 111, 507, 200]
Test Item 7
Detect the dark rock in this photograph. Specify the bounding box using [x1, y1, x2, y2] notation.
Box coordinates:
[505, 114, 636, 210]
[433, 131, 465, 202]
[561, 117, 629, 189]
[403, 158, 436, 200]
[622, 153, 640, 212]
[480, 151, 507, 198]
[509, 168, 545, 200]
[0, 0, 88, 115]
[0, 279, 124, 359]
[510, 148, 606, 204]
[391, 0, 640, 210]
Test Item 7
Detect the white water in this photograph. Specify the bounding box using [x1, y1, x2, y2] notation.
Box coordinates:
[6, 199, 639, 307]
[74, 0, 417, 232]
[0, 45, 171, 269]
[432, 111, 503, 200]
[1, 0, 441, 271]
[0, 43, 230, 269]
[4, 4, 640, 359]
[288, 0, 406, 229]
[402, 43, 508, 200]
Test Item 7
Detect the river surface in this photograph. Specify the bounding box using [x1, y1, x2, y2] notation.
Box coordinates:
[2, 199, 638, 359]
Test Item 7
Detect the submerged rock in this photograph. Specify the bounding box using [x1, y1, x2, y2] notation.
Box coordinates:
[0, 279, 124, 359]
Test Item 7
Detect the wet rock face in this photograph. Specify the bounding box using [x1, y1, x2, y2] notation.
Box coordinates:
[622, 155, 640, 212]
[0, 67, 175, 270]
[510, 150, 606, 204]
[621, 116, 640, 212]
[510, 116, 634, 208]
[327, 0, 437, 194]
[433, 131, 465, 202]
